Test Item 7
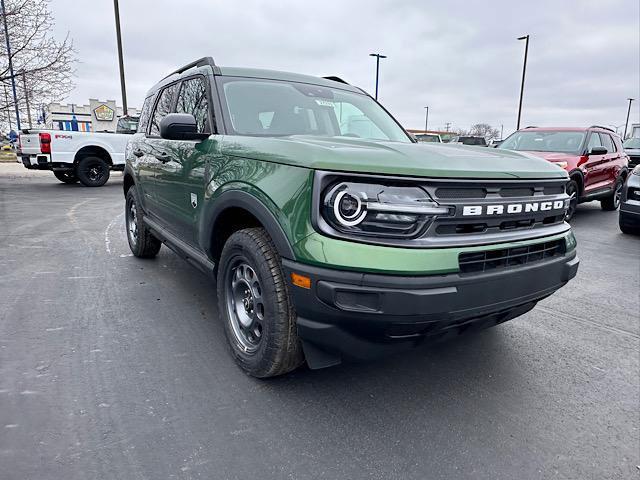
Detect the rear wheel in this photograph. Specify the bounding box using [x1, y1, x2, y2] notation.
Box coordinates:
[53, 170, 78, 184]
[565, 179, 579, 221]
[77, 156, 110, 187]
[601, 177, 623, 211]
[217, 227, 304, 378]
[125, 188, 161, 258]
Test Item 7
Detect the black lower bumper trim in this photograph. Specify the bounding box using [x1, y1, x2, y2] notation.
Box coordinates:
[283, 250, 579, 368]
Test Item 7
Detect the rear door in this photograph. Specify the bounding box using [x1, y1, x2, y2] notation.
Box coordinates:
[153, 75, 215, 244]
[599, 132, 622, 185]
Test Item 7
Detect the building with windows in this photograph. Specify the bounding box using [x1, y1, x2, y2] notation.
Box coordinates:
[41, 99, 139, 132]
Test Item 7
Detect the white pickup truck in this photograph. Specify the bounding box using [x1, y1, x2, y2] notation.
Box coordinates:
[19, 129, 134, 187]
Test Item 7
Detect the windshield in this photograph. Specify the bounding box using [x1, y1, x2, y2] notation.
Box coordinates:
[218, 77, 411, 143]
[499, 130, 585, 154]
[623, 138, 640, 149]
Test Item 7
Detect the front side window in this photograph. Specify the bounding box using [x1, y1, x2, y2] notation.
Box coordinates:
[587, 132, 603, 151]
[218, 77, 410, 143]
[176, 77, 211, 134]
[499, 130, 586, 154]
[150, 83, 179, 136]
[600, 133, 614, 153]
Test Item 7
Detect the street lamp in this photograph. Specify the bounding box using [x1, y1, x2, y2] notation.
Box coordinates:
[516, 34, 530, 130]
[424, 106, 429, 132]
[369, 53, 386, 100]
[113, 0, 128, 115]
[623, 98, 634, 140]
[1, 0, 21, 131]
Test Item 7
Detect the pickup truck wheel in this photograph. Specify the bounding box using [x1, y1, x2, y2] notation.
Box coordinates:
[217, 227, 303, 378]
[565, 180, 579, 221]
[601, 178, 623, 211]
[125, 188, 161, 258]
[77, 156, 110, 187]
[53, 170, 78, 184]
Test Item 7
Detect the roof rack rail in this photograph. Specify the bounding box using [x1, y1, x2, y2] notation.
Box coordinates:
[524, 125, 538, 128]
[589, 125, 615, 133]
[323, 76, 349, 85]
[163, 57, 216, 79]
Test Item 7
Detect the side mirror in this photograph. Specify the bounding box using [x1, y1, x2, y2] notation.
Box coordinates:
[160, 113, 210, 141]
[589, 146, 607, 155]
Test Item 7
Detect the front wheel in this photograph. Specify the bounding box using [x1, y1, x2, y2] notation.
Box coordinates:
[565, 179, 579, 222]
[77, 156, 110, 187]
[53, 170, 78, 184]
[217, 228, 304, 378]
[601, 178, 623, 211]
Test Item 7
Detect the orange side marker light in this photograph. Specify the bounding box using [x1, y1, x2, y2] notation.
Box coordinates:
[291, 272, 311, 289]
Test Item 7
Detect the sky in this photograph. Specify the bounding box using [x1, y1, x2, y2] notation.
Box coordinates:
[49, 0, 640, 137]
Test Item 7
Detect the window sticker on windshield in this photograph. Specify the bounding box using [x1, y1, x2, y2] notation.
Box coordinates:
[315, 99, 335, 107]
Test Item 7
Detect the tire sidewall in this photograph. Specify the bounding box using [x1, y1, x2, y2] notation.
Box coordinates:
[217, 231, 289, 375]
[565, 179, 578, 221]
[77, 156, 110, 187]
[125, 188, 143, 256]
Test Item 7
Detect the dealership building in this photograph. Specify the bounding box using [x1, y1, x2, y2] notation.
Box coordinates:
[42, 99, 139, 133]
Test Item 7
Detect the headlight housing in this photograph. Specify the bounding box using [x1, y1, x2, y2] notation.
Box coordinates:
[321, 180, 449, 239]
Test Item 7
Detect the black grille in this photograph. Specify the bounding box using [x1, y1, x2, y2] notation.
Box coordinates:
[459, 239, 565, 274]
[500, 187, 534, 197]
[544, 186, 565, 195]
[435, 188, 487, 199]
[628, 155, 640, 169]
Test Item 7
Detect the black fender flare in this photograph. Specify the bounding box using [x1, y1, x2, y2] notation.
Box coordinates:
[199, 189, 296, 261]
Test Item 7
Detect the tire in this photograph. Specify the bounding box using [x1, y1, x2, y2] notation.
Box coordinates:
[53, 170, 78, 184]
[601, 177, 623, 211]
[217, 227, 304, 378]
[76, 156, 110, 187]
[619, 213, 640, 235]
[125, 187, 161, 258]
[565, 179, 579, 222]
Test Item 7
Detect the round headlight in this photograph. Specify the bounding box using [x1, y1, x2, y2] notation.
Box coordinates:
[333, 190, 366, 226]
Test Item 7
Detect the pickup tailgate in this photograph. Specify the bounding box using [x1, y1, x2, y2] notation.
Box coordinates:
[19, 133, 42, 155]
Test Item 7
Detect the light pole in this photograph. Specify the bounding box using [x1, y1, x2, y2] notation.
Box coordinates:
[623, 98, 634, 140]
[113, 0, 128, 115]
[369, 53, 386, 100]
[516, 34, 529, 131]
[424, 106, 429, 132]
[1, 0, 21, 131]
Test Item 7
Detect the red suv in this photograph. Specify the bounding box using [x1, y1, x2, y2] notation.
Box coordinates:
[499, 126, 630, 220]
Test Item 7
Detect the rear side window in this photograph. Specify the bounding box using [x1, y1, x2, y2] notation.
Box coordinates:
[176, 77, 211, 133]
[137, 94, 156, 133]
[600, 133, 615, 153]
[150, 83, 179, 136]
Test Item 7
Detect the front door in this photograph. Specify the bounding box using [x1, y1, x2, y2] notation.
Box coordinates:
[153, 75, 215, 245]
[583, 132, 608, 193]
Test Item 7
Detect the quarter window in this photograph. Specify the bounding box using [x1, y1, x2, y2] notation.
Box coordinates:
[150, 83, 179, 136]
[137, 94, 155, 133]
[176, 77, 212, 134]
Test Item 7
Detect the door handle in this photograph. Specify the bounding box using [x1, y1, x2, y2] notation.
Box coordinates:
[154, 153, 171, 163]
[133, 149, 144, 157]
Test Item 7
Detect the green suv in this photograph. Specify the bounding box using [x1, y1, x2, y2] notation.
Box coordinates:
[123, 57, 579, 377]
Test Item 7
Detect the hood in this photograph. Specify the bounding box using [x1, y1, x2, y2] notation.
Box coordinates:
[220, 136, 568, 180]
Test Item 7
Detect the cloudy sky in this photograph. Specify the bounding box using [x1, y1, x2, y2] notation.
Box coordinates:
[50, 0, 639, 136]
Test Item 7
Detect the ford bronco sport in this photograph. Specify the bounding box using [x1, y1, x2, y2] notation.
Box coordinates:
[123, 57, 579, 378]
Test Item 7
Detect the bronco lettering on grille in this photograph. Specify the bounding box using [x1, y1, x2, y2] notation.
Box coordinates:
[462, 200, 565, 216]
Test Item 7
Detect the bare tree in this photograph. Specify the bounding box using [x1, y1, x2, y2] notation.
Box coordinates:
[469, 123, 500, 141]
[0, 0, 75, 131]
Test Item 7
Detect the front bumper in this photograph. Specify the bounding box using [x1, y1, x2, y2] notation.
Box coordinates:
[283, 249, 579, 368]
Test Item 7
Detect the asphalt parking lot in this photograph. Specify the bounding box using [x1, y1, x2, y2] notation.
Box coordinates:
[1, 167, 638, 480]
